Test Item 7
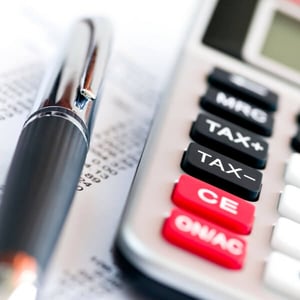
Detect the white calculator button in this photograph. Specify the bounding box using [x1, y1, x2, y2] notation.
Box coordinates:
[278, 185, 300, 223]
[285, 153, 300, 187]
[271, 217, 300, 260]
[264, 251, 300, 299]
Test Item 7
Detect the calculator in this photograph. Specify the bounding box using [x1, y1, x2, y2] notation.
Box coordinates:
[117, 0, 300, 299]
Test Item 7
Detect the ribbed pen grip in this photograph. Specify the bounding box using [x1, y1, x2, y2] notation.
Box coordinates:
[0, 116, 88, 270]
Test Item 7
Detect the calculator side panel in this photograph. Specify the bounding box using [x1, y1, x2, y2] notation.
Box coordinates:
[117, 1, 300, 300]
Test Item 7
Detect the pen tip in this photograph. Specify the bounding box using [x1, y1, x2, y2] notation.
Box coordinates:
[0, 252, 38, 300]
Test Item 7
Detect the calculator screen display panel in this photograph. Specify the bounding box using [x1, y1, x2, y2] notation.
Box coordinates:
[261, 11, 300, 72]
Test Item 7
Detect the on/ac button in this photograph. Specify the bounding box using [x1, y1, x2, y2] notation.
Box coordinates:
[162, 208, 247, 270]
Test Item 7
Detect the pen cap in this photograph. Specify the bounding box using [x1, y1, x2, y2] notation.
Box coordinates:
[30, 17, 112, 136]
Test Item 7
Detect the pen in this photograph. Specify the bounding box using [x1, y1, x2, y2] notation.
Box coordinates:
[0, 18, 112, 299]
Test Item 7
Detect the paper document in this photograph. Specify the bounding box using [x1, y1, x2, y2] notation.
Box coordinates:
[0, 1, 196, 299]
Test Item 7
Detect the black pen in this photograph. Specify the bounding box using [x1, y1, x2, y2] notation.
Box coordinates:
[0, 18, 112, 299]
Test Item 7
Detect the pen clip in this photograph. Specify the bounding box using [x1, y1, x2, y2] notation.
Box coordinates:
[31, 18, 112, 132]
[77, 19, 111, 106]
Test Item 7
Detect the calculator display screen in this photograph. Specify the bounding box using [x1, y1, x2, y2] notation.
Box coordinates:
[261, 11, 300, 72]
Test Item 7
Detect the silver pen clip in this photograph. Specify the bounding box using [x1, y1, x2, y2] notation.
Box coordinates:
[28, 18, 112, 136]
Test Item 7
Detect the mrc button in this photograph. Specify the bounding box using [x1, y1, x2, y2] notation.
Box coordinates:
[162, 208, 247, 269]
[190, 113, 268, 169]
[200, 87, 274, 136]
[172, 175, 255, 234]
[181, 143, 262, 201]
[208, 67, 278, 111]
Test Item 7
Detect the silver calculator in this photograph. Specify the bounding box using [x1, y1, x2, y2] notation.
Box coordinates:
[117, 0, 300, 299]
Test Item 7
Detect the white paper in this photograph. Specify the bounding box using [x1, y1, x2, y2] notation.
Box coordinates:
[0, 1, 196, 299]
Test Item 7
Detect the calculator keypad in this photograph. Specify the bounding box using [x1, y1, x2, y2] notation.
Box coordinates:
[158, 65, 300, 298]
[163, 67, 273, 272]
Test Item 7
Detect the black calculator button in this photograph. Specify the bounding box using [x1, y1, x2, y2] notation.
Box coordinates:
[200, 87, 274, 137]
[296, 112, 300, 124]
[291, 128, 300, 152]
[181, 143, 262, 201]
[190, 114, 268, 169]
[208, 67, 278, 111]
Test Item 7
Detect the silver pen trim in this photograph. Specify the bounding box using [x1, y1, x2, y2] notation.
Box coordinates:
[24, 107, 89, 145]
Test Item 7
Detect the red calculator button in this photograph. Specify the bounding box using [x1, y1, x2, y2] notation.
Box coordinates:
[172, 175, 255, 234]
[162, 208, 247, 269]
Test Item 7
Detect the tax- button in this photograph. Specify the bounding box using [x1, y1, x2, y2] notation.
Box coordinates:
[190, 113, 268, 168]
[181, 143, 262, 201]
[172, 175, 255, 234]
[162, 208, 247, 269]
[264, 252, 300, 299]
[200, 87, 274, 136]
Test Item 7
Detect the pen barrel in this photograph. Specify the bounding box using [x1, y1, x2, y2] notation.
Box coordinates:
[0, 114, 88, 271]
